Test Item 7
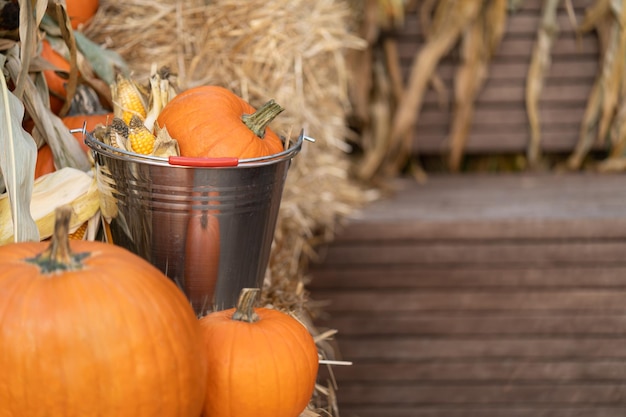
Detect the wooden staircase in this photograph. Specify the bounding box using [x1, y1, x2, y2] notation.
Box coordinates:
[309, 173, 626, 417]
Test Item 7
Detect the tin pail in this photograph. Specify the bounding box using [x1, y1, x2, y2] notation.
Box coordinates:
[85, 131, 305, 315]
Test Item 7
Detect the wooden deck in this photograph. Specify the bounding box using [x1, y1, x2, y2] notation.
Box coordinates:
[309, 173, 626, 417]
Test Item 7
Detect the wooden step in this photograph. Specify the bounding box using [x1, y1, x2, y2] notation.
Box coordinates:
[309, 173, 626, 417]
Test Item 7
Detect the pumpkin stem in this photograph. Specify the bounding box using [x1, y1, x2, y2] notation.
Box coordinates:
[232, 288, 260, 323]
[27, 205, 87, 274]
[241, 99, 284, 139]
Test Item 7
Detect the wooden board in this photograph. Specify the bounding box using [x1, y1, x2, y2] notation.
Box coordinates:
[309, 173, 626, 417]
[396, 0, 601, 155]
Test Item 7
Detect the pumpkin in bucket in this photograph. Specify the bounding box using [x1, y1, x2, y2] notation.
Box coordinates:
[0, 206, 207, 417]
[156, 86, 285, 159]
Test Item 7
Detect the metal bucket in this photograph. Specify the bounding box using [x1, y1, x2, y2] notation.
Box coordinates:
[85, 131, 306, 315]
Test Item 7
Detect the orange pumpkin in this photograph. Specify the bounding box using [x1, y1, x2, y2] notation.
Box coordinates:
[33, 113, 113, 178]
[65, 0, 99, 29]
[156, 86, 285, 159]
[34, 144, 56, 179]
[199, 288, 319, 417]
[62, 112, 114, 151]
[0, 206, 207, 417]
[40, 40, 70, 114]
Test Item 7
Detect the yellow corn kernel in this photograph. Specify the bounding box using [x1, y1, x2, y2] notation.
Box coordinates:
[113, 74, 147, 125]
[128, 115, 156, 155]
[69, 221, 88, 240]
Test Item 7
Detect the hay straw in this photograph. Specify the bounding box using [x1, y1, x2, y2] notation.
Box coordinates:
[86, 1, 376, 414]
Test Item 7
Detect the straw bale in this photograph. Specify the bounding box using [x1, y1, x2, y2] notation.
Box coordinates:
[85, 1, 376, 412]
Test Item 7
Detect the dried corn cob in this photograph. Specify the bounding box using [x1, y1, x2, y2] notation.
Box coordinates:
[0, 167, 100, 244]
[106, 117, 130, 151]
[128, 114, 156, 155]
[112, 73, 148, 124]
[69, 221, 88, 240]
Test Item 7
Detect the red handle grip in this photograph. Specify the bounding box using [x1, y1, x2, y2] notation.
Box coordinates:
[168, 156, 239, 167]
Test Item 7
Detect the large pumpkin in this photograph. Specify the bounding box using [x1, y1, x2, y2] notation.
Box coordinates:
[0, 206, 207, 417]
[156, 86, 285, 159]
[199, 288, 319, 417]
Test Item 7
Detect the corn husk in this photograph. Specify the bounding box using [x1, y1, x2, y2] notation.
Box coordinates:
[0, 167, 100, 245]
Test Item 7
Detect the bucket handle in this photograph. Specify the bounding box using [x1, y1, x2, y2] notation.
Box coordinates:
[168, 156, 239, 167]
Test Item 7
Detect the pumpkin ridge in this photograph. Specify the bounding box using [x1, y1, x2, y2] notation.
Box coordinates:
[259, 308, 318, 414]
[106, 261, 191, 413]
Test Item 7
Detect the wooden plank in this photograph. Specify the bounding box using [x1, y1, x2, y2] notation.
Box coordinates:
[330, 174, 626, 240]
[328, 406, 626, 417]
[419, 59, 599, 82]
[419, 106, 585, 127]
[415, 129, 588, 154]
[319, 241, 626, 267]
[400, 5, 592, 37]
[314, 313, 626, 337]
[334, 337, 626, 361]
[324, 360, 626, 382]
[334, 383, 626, 406]
[314, 289, 626, 313]
[308, 266, 626, 290]
[397, 36, 599, 62]
[418, 78, 593, 106]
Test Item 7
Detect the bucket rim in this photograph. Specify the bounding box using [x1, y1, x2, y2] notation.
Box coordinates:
[83, 128, 306, 168]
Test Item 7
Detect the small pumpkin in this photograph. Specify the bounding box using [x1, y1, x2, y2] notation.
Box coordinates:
[156, 86, 285, 159]
[40, 40, 70, 114]
[199, 288, 319, 417]
[33, 113, 113, 178]
[0, 206, 207, 417]
[62, 112, 114, 151]
[65, 0, 99, 29]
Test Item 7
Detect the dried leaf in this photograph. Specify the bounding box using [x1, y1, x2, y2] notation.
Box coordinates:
[152, 125, 180, 158]
[14, 0, 47, 98]
[0, 56, 39, 243]
[4, 45, 91, 172]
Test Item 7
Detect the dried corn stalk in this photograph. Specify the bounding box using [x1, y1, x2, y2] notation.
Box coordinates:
[525, 0, 562, 168]
[447, 0, 507, 171]
[359, 0, 486, 180]
[567, 0, 626, 170]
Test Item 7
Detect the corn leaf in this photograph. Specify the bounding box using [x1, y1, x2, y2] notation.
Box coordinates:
[4, 46, 91, 172]
[40, 14, 130, 86]
[0, 56, 39, 243]
[14, 0, 47, 98]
